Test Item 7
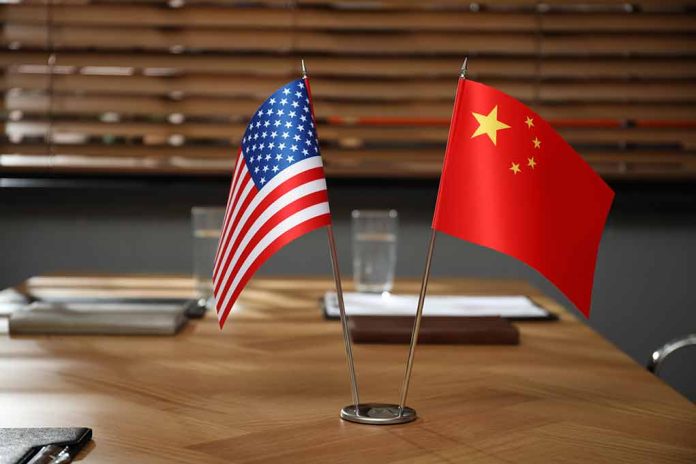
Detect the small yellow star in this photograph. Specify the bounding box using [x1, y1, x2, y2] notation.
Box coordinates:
[527, 157, 537, 169]
[510, 162, 521, 174]
[471, 105, 511, 145]
[525, 116, 534, 129]
[532, 137, 541, 149]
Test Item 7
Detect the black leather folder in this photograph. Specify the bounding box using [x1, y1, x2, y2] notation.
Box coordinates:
[349, 316, 520, 344]
[0, 428, 92, 464]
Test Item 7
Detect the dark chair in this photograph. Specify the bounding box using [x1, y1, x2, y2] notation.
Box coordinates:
[647, 334, 696, 375]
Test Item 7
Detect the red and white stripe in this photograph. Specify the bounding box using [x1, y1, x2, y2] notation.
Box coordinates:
[212, 153, 331, 327]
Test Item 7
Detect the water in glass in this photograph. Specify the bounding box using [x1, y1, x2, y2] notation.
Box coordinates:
[352, 210, 398, 293]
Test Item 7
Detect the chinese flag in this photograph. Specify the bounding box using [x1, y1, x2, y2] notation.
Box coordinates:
[433, 79, 614, 317]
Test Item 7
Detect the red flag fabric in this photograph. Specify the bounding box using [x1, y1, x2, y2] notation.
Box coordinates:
[432, 79, 614, 317]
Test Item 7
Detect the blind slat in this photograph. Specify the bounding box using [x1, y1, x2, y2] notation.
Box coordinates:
[7, 25, 695, 56]
[8, 5, 696, 33]
[7, 74, 696, 103]
[7, 52, 696, 79]
[10, 93, 696, 120]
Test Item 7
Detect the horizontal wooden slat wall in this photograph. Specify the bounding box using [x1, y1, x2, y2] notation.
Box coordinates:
[2, 0, 696, 180]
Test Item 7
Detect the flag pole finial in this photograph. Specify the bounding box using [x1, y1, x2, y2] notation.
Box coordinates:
[301, 59, 308, 78]
[460, 57, 468, 79]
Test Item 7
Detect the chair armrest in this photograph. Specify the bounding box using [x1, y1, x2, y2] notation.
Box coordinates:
[648, 334, 696, 375]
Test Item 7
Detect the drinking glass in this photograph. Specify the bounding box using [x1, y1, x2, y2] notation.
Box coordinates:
[351, 209, 398, 293]
[192, 207, 225, 308]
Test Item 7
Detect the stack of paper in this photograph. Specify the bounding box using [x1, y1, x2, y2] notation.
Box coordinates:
[323, 292, 554, 320]
[8, 302, 188, 336]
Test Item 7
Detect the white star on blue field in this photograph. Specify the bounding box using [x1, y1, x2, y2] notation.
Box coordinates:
[240, 78, 321, 189]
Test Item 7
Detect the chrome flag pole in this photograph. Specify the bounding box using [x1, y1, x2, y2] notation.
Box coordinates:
[303, 60, 416, 425]
[327, 224, 361, 412]
[397, 59, 468, 416]
[397, 229, 437, 414]
[302, 60, 360, 415]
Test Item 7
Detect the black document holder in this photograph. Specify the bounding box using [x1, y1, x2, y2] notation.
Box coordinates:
[0, 428, 92, 464]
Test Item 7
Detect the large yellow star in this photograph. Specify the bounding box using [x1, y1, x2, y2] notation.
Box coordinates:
[471, 106, 510, 145]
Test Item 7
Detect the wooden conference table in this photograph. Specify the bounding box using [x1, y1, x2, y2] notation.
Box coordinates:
[2, 275, 695, 463]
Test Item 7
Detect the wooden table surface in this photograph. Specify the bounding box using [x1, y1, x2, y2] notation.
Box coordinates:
[2, 275, 695, 463]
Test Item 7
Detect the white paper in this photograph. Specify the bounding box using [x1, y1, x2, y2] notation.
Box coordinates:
[324, 292, 550, 318]
[0, 288, 29, 317]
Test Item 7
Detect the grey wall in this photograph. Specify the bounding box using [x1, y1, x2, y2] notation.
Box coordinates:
[1, 178, 695, 401]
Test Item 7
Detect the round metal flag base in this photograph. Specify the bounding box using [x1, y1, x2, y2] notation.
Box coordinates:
[340, 403, 417, 425]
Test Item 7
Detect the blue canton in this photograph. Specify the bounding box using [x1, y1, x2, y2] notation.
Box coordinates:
[240, 78, 321, 189]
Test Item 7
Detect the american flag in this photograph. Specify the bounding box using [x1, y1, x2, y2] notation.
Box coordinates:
[213, 77, 331, 327]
